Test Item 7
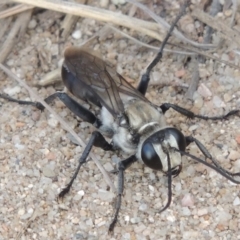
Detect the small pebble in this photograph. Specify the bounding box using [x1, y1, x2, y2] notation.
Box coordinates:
[233, 196, 240, 206]
[139, 203, 148, 211]
[4, 86, 21, 96]
[197, 83, 212, 99]
[100, 0, 109, 7]
[212, 95, 226, 108]
[18, 208, 25, 216]
[235, 135, 240, 145]
[47, 117, 59, 128]
[182, 193, 194, 207]
[181, 207, 191, 216]
[223, 93, 232, 102]
[224, 9, 232, 17]
[197, 208, 208, 216]
[42, 166, 56, 178]
[72, 30, 82, 39]
[28, 19, 37, 29]
[175, 69, 185, 78]
[228, 150, 240, 160]
[78, 190, 85, 196]
[72, 218, 80, 224]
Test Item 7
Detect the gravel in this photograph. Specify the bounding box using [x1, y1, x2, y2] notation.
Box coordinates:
[1, 1, 240, 240]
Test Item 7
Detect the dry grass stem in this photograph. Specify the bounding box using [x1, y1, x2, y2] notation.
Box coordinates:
[0, 64, 116, 192]
[37, 68, 61, 87]
[0, 16, 12, 39]
[0, 10, 32, 63]
[60, 14, 79, 40]
[12, 0, 166, 41]
[192, 8, 240, 47]
[0, 3, 34, 19]
[109, 25, 195, 56]
[127, 0, 215, 49]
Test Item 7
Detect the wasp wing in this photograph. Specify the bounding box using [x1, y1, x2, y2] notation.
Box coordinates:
[62, 47, 149, 118]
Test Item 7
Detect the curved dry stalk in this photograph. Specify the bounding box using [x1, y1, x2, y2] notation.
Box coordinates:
[126, 0, 215, 49]
[0, 63, 116, 192]
[109, 25, 195, 56]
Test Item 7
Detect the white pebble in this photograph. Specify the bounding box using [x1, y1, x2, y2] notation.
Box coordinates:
[148, 216, 154, 223]
[47, 117, 59, 128]
[72, 218, 80, 224]
[103, 162, 114, 171]
[212, 95, 226, 108]
[166, 215, 176, 222]
[233, 196, 240, 206]
[28, 19, 37, 29]
[189, 124, 198, 132]
[100, 0, 109, 7]
[4, 86, 21, 96]
[139, 203, 148, 211]
[148, 185, 154, 192]
[197, 208, 208, 216]
[6, 59, 14, 66]
[181, 193, 194, 207]
[72, 30, 82, 39]
[18, 208, 25, 216]
[98, 189, 114, 201]
[175, 182, 182, 191]
[228, 150, 240, 161]
[197, 83, 212, 99]
[111, 0, 126, 4]
[86, 219, 93, 226]
[78, 190, 85, 196]
[181, 207, 191, 216]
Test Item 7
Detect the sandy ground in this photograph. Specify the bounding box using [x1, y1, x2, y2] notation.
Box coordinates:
[1, 1, 240, 240]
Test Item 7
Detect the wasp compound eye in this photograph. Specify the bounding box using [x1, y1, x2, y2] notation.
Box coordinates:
[165, 128, 186, 152]
[141, 142, 163, 170]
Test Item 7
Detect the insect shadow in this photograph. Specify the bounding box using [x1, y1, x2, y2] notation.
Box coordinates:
[1, 0, 240, 233]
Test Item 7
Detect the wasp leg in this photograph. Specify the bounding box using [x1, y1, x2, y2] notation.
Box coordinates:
[160, 103, 239, 121]
[110, 155, 137, 174]
[0, 93, 44, 110]
[185, 136, 240, 180]
[109, 155, 135, 232]
[108, 160, 124, 232]
[59, 131, 113, 198]
[137, 0, 190, 96]
[0, 92, 102, 128]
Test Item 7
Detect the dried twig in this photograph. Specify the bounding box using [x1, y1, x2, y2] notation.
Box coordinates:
[185, 56, 200, 100]
[0, 64, 116, 192]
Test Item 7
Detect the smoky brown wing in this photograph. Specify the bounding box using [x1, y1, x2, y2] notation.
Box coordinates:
[62, 47, 148, 117]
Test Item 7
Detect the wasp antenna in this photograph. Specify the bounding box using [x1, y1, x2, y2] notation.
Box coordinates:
[159, 148, 173, 213]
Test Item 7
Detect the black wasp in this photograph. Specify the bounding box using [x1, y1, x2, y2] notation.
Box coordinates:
[1, 0, 240, 232]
